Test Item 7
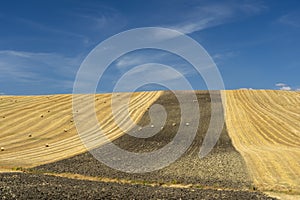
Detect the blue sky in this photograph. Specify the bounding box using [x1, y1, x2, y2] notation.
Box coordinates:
[0, 0, 299, 95]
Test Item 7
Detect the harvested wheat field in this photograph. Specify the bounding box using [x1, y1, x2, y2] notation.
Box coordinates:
[224, 90, 300, 195]
[0, 91, 161, 169]
[0, 90, 277, 199]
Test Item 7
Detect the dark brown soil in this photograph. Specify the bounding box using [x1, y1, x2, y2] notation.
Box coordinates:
[34, 91, 250, 188]
[0, 173, 276, 200]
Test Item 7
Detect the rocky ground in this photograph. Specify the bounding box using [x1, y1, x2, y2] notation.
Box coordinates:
[35, 91, 251, 188]
[0, 173, 276, 200]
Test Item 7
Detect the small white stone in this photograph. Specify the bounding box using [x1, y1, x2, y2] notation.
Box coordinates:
[138, 127, 142, 131]
[1, 147, 4, 151]
[160, 126, 164, 130]
[150, 124, 154, 128]
[185, 122, 190, 126]
[172, 123, 176, 126]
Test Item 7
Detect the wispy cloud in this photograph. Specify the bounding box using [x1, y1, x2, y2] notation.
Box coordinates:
[14, 17, 89, 42]
[113, 50, 198, 78]
[275, 83, 287, 87]
[278, 11, 300, 27]
[113, 63, 194, 92]
[5, 12, 118, 47]
[95, 49, 202, 92]
[213, 51, 238, 60]
[125, 64, 187, 82]
[166, 1, 267, 34]
[75, 12, 126, 31]
[69, 5, 127, 35]
[0, 50, 80, 79]
[115, 51, 169, 69]
[0, 50, 81, 94]
[115, 56, 144, 68]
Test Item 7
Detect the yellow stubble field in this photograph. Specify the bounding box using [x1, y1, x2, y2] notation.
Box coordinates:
[224, 90, 300, 193]
[0, 91, 162, 170]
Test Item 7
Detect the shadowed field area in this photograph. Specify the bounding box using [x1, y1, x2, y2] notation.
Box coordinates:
[0, 172, 275, 200]
[34, 91, 253, 189]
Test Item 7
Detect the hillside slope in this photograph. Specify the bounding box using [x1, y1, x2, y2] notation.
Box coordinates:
[0, 91, 162, 169]
[34, 91, 251, 189]
[224, 90, 300, 193]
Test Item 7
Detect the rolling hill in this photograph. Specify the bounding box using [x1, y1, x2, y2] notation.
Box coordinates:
[0, 90, 299, 199]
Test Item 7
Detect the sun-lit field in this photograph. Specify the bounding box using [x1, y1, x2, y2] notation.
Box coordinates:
[224, 90, 300, 193]
[1, 89, 299, 199]
[0, 91, 162, 169]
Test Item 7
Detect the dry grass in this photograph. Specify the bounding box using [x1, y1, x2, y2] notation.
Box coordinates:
[0, 91, 162, 170]
[224, 90, 300, 193]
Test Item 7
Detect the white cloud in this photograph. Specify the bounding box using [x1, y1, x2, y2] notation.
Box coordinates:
[113, 63, 193, 92]
[275, 83, 292, 91]
[280, 86, 292, 91]
[115, 56, 144, 68]
[167, 1, 266, 34]
[151, 28, 182, 40]
[0, 50, 80, 79]
[125, 64, 184, 82]
[213, 51, 238, 60]
[275, 83, 287, 87]
[170, 18, 214, 34]
[0, 50, 81, 93]
[115, 52, 170, 69]
[239, 2, 267, 15]
[113, 51, 198, 79]
[296, 88, 300, 91]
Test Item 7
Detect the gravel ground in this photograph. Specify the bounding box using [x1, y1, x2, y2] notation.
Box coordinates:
[0, 173, 276, 200]
[35, 91, 251, 188]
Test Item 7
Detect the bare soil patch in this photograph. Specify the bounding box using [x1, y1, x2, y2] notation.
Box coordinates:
[34, 91, 251, 189]
[0, 172, 276, 200]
